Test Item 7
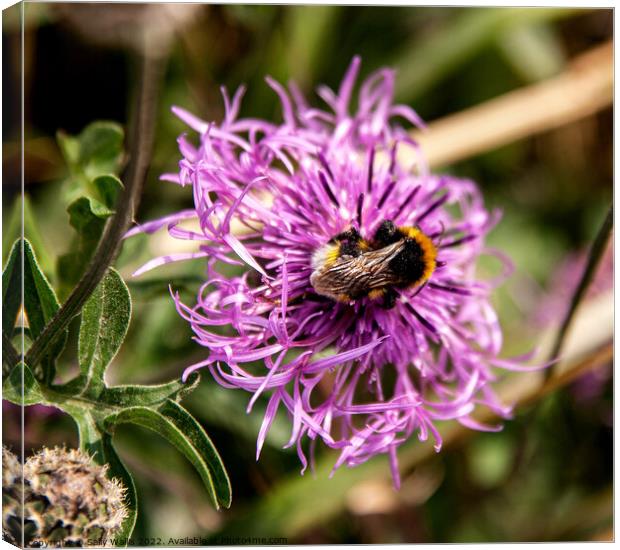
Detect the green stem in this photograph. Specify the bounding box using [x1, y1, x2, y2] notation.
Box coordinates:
[2, 332, 21, 374]
[545, 205, 613, 380]
[19, 50, 168, 371]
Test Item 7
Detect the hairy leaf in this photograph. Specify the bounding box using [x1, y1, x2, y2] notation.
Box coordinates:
[101, 434, 138, 543]
[157, 399, 232, 509]
[3, 240, 21, 337]
[100, 373, 199, 407]
[23, 240, 60, 338]
[22, 240, 67, 382]
[78, 268, 131, 395]
[8, 233, 232, 533]
[104, 400, 232, 510]
[69, 406, 106, 459]
[3, 362, 44, 405]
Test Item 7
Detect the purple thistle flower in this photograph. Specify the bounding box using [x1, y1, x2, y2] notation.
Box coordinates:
[531, 240, 613, 419]
[130, 57, 538, 487]
[533, 239, 613, 329]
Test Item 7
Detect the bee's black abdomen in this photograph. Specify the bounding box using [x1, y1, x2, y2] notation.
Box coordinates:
[349, 288, 369, 300]
[374, 220, 399, 246]
[389, 238, 426, 284]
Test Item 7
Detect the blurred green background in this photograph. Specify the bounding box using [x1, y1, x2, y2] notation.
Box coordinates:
[3, 4, 612, 544]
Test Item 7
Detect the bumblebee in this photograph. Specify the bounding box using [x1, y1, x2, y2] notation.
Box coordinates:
[310, 220, 437, 309]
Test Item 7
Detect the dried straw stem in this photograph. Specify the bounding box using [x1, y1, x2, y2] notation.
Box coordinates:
[406, 41, 613, 168]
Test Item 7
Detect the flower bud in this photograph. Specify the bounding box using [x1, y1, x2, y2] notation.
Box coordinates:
[3, 446, 127, 547]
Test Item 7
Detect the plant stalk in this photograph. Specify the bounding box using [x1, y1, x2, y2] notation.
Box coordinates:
[19, 48, 167, 371]
[545, 205, 613, 380]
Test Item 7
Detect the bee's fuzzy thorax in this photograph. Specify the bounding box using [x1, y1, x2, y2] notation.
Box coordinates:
[311, 243, 340, 271]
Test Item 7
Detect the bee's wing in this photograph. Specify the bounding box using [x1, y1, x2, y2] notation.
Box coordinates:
[348, 242, 404, 290]
[310, 241, 404, 299]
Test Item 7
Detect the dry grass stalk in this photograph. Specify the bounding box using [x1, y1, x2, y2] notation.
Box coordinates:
[406, 41, 613, 168]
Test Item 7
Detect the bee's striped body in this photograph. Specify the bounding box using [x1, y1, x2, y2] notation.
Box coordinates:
[310, 220, 437, 308]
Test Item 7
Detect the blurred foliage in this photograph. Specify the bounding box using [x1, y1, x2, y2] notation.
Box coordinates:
[3, 4, 612, 544]
[56, 122, 126, 299]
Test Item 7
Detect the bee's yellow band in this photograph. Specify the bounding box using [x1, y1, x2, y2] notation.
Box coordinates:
[399, 226, 438, 285]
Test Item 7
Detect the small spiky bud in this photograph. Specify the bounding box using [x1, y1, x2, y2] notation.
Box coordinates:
[3, 446, 127, 547]
[2, 447, 26, 547]
[2, 447, 21, 488]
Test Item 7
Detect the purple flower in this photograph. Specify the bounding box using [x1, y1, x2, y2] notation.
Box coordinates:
[531, 240, 613, 420]
[130, 57, 537, 487]
[533, 239, 613, 328]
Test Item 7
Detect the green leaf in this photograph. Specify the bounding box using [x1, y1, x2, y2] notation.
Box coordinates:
[60, 196, 111, 290]
[23, 239, 60, 338]
[56, 130, 80, 168]
[23, 240, 66, 382]
[57, 179, 122, 297]
[70, 406, 106, 459]
[104, 399, 232, 510]
[56, 122, 125, 298]
[93, 174, 124, 209]
[100, 373, 199, 408]
[3, 240, 21, 337]
[58, 121, 124, 181]
[101, 434, 137, 544]
[2, 362, 44, 405]
[67, 196, 115, 229]
[62, 178, 123, 232]
[3, 196, 53, 273]
[157, 399, 231, 509]
[50, 375, 199, 414]
[78, 268, 131, 396]
[77, 122, 124, 180]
